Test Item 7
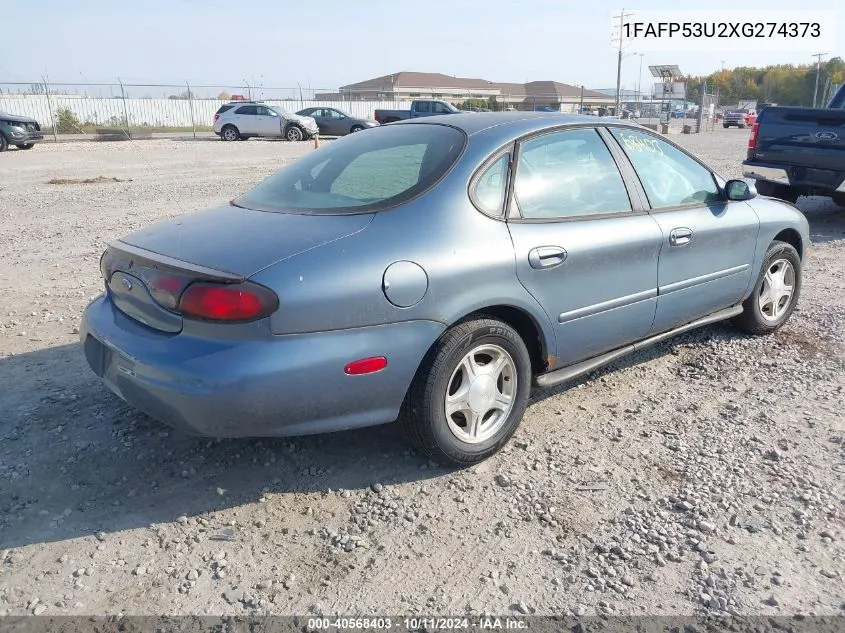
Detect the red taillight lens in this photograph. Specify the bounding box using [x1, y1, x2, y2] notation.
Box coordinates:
[178, 282, 278, 322]
[213, 114, 220, 122]
[748, 122, 760, 150]
[344, 357, 388, 375]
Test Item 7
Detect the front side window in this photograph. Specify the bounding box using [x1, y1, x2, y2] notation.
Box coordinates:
[513, 128, 632, 219]
[234, 124, 466, 214]
[609, 128, 720, 208]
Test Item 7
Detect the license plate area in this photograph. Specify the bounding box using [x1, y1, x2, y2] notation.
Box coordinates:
[83, 335, 120, 378]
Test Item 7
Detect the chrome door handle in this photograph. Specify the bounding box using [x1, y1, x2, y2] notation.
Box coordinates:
[528, 246, 567, 269]
[669, 227, 693, 247]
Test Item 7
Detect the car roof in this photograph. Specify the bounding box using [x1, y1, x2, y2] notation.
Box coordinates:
[394, 111, 640, 141]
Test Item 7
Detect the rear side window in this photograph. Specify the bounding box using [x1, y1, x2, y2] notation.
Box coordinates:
[234, 124, 466, 215]
[215, 104, 235, 114]
[472, 154, 510, 216]
[514, 128, 632, 219]
[416, 102, 430, 112]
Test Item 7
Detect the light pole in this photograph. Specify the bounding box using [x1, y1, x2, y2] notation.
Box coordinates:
[613, 9, 634, 116]
[636, 53, 644, 108]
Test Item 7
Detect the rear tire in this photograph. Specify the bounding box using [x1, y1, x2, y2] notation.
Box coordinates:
[15, 143, 34, 150]
[401, 316, 532, 467]
[0, 135, 8, 152]
[221, 125, 239, 142]
[733, 240, 802, 336]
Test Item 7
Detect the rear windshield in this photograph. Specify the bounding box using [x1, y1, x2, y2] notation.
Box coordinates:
[233, 123, 466, 215]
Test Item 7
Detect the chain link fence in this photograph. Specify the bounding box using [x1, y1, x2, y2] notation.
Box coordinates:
[0, 80, 638, 138]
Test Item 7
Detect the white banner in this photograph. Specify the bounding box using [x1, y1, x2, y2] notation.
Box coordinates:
[610, 10, 836, 52]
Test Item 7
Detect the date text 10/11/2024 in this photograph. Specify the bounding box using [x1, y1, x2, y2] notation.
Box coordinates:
[307, 617, 529, 630]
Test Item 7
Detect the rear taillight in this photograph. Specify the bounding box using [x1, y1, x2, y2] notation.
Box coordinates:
[748, 122, 760, 151]
[213, 114, 220, 122]
[178, 282, 278, 322]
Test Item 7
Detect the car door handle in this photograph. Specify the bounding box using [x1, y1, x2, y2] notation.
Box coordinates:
[528, 246, 567, 269]
[669, 228, 693, 247]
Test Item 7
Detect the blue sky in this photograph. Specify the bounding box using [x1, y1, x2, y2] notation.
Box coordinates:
[2, 0, 842, 93]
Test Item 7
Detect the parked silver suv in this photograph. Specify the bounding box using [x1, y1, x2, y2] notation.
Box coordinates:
[213, 101, 319, 142]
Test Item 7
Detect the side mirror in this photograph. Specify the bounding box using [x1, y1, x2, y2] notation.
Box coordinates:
[725, 179, 756, 201]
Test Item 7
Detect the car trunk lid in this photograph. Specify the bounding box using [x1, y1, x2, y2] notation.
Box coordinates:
[103, 205, 374, 332]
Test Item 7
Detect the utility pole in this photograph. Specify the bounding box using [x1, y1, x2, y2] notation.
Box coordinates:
[613, 9, 634, 117]
[637, 53, 644, 109]
[580, 85, 584, 113]
[812, 53, 827, 108]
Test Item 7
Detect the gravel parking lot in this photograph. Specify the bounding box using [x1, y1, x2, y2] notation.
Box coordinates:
[0, 129, 843, 618]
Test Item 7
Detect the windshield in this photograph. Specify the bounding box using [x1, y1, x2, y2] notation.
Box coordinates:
[271, 106, 296, 117]
[234, 123, 466, 215]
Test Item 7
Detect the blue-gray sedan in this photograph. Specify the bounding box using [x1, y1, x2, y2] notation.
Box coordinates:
[80, 112, 810, 466]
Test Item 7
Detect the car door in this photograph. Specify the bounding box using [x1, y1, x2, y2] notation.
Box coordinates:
[605, 126, 760, 334]
[324, 109, 350, 135]
[412, 101, 431, 118]
[306, 108, 328, 135]
[505, 126, 664, 368]
[254, 106, 282, 136]
[234, 105, 260, 134]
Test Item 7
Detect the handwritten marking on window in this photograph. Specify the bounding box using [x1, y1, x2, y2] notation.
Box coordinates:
[618, 133, 665, 156]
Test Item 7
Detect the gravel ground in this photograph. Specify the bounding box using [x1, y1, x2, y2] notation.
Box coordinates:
[0, 130, 843, 618]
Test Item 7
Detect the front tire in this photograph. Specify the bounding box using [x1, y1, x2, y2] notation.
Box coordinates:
[350, 125, 365, 133]
[0, 135, 8, 152]
[733, 240, 802, 335]
[285, 125, 304, 142]
[16, 142, 35, 150]
[401, 316, 532, 466]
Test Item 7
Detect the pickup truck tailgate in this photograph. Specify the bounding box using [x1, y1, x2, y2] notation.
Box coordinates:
[750, 107, 845, 171]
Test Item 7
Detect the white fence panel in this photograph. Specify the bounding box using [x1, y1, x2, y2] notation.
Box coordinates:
[0, 96, 415, 129]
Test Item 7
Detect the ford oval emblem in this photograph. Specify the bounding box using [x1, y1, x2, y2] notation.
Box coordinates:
[122, 277, 132, 291]
[815, 131, 838, 140]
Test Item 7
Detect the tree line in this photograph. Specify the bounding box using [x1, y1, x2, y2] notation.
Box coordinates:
[685, 57, 844, 107]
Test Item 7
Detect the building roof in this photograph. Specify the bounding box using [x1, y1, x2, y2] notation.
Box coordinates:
[339, 71, 613, 100]
[340, 72, 496, 92]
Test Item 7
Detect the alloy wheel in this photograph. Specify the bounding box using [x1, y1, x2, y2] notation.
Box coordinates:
[758, 258, 795, 322]
[444, 344, 517, 444]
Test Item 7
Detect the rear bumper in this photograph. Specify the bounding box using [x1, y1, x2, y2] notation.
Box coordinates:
[742, 161, 845, 193]
[80, 294, 445, 438]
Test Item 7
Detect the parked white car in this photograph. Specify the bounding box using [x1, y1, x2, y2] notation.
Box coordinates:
[213, 101, 319, 142]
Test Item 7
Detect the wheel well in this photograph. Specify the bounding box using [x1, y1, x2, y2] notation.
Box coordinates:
[465, 306, 548, 374]
[773, 228, 803, 259]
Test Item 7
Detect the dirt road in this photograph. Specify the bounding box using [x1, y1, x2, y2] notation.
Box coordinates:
[0, 131, 843, 617]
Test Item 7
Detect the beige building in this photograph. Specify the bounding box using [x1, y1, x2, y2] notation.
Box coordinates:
[316, 71, 614, 111]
